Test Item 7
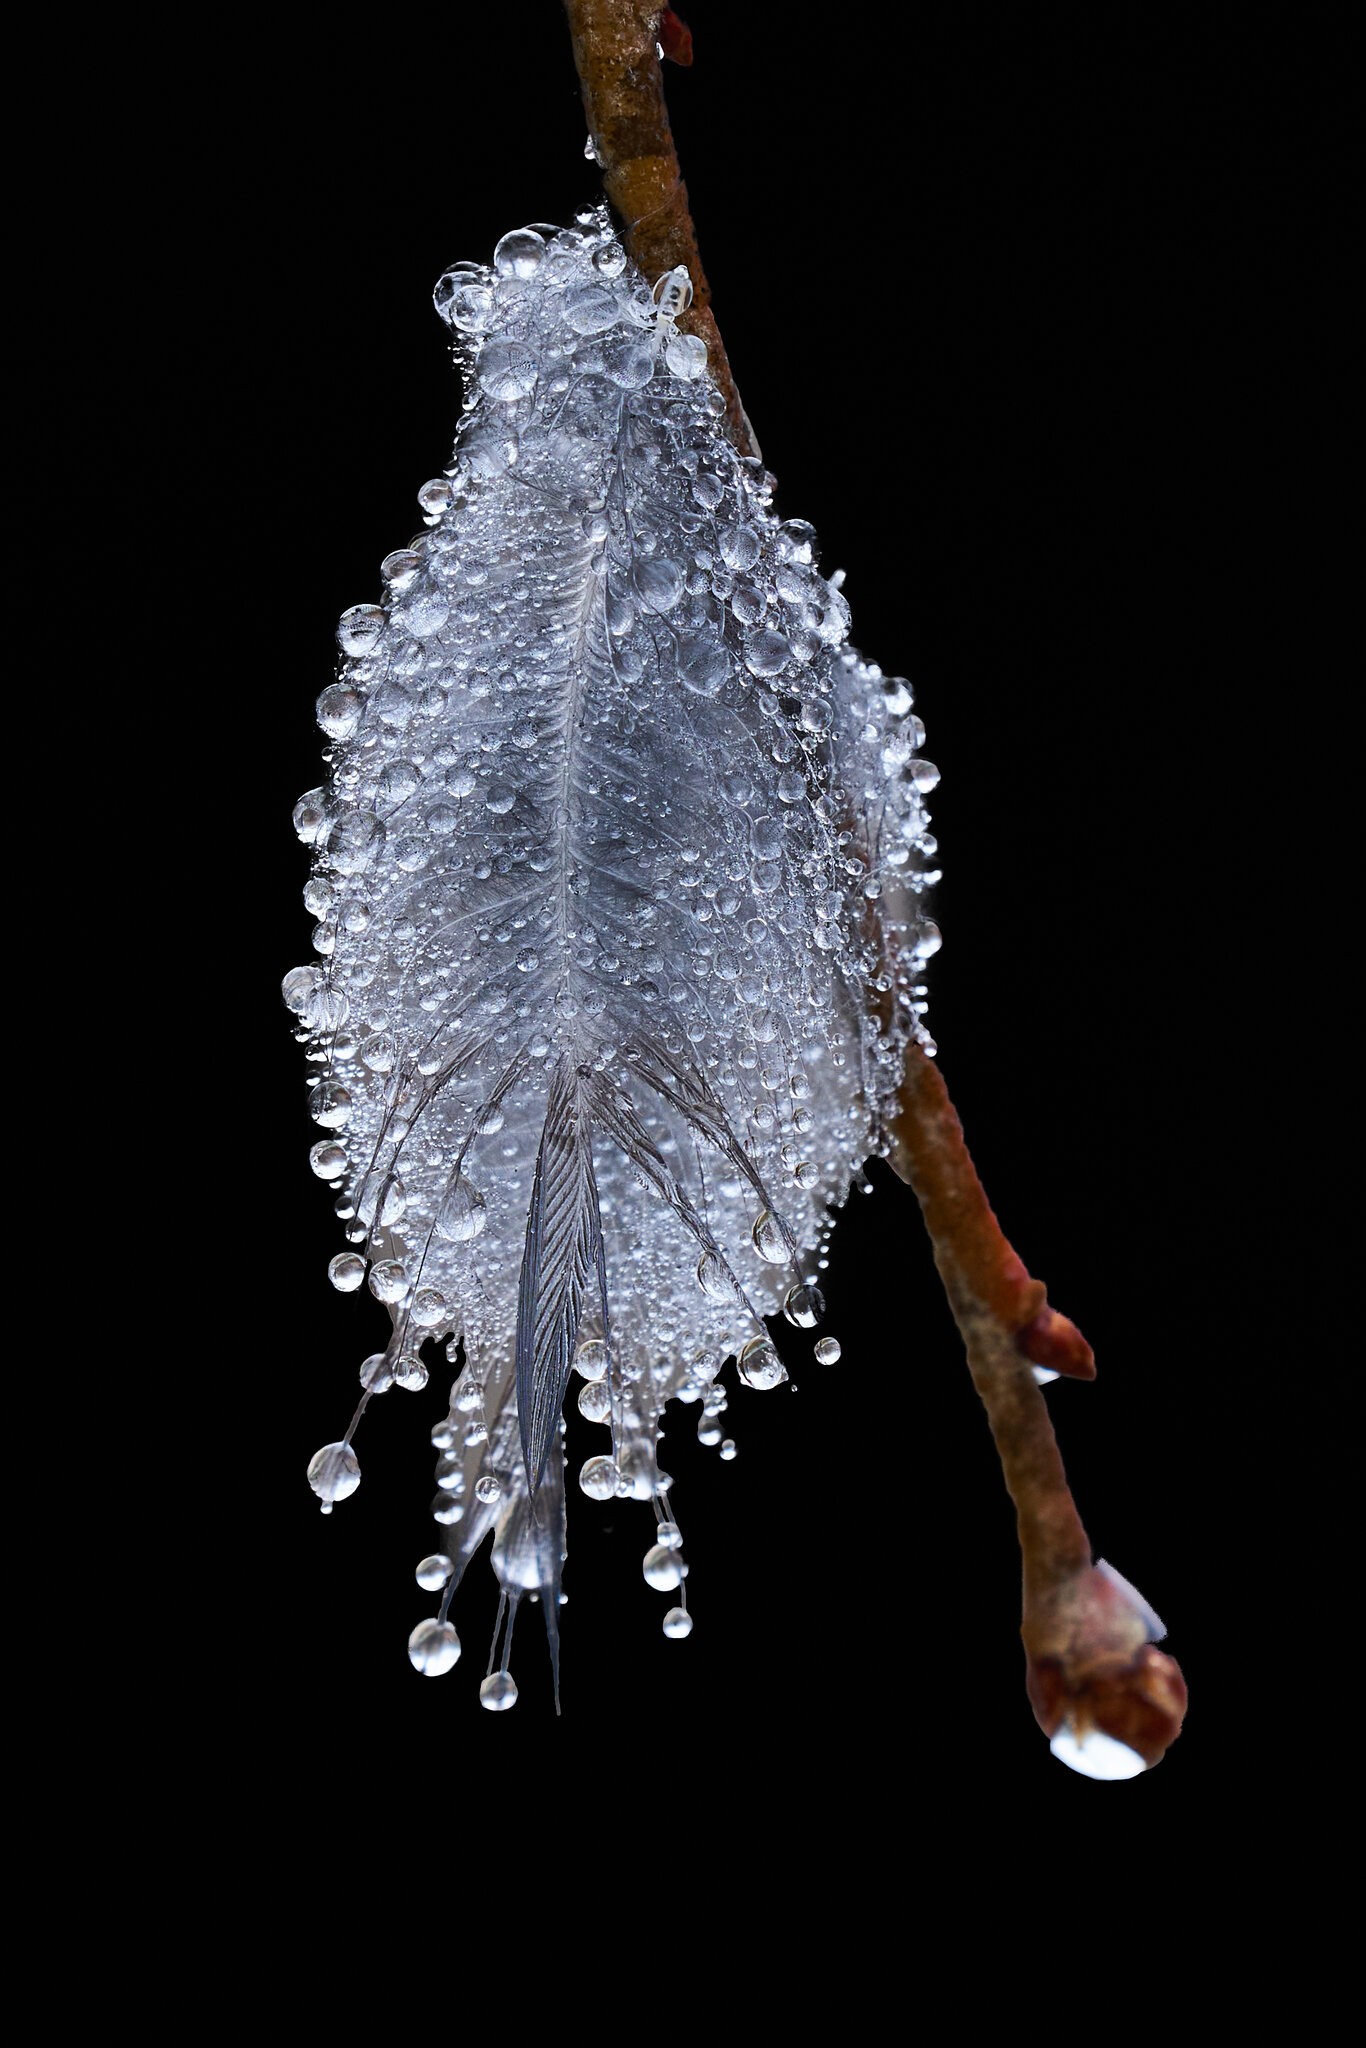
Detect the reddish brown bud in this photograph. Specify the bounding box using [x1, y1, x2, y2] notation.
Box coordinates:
[659, 8, 693, 64]
[1016, 1304, 1096, 1380]
[1028, 1644, 1188, 1774]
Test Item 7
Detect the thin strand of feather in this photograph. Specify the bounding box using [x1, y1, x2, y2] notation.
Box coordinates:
[516, 1056, 605, 1492]
[619, 1030, 802, 1262]
[591, 1073, 762, 1324]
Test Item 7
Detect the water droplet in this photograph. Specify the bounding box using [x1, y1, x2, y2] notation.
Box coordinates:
[380, 549, 423, 590]
[434, 271, 494, 333]
[744, 628, 791, 678]
[396, 1355, 429, 1393]
[696, 1250, 732, 1303]
[720, 523, 761, 572]
[794, 1160, 819, 1189]
[317, 685, 364, 740]
[309, 1141, 346, 1181]
[408, 1618, 461, 1676]
[359, 1352, 395, 1393]
[292, 791, 327, 844]
[368, 1260, 408, 1303]
[665, 331, 709, 380]
[309, 1080, 352, 1129]
[417, 477, 453, 516]
[662, 1606, 693, 1638]
[579, 1454, 619, 1501]
[594, 241, 627, 277]
[479, 1671, 519, 1711]
[578, 1378, 611, 1422]
[632, 556, 683, 613]
[751, 1210, 788, 1263]
[478, 339, 539, 402]
[909, 758, 941, 794]
[814, 1336, 842, 1365]
[719, 1439, 738, 1460]
[329, 1252, 365, 1292]
[436, 1176, 488, 1243]
[575, 1337, 609, 1381]
[782, 1281, 825, 1328]
[564, 281, 621, 334]
[307, 1442, 360, 1505]
[337, 605, 384, 658]
[1049, 1722, 1147, 1781]
[411, 1286, 448, 1328]
[737, 1337, 788, 1390]
[415, 1553, 452, 1592]
[677, 635, 729, 697]
[474, 1473, 501, 1505]
[493, 228, 546, 278]
[643, 1543, 685, 1591]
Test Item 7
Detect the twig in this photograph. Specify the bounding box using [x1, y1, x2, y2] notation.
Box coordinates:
[562, 0, 758, 457]
[563, 1, 1186, 1771]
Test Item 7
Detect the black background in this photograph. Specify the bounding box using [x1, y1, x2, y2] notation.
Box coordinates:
[113, 2, 1339, 1806]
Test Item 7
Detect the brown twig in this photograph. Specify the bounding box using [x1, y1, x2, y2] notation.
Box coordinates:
[562, 0, 759, 457]
[563, 1, 1186, 1773]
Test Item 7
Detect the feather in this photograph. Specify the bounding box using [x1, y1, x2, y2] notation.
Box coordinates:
[293, 209, 940, 1698]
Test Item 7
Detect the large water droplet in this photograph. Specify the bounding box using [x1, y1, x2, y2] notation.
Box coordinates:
[307, 1442, 360, 1505]
[479, 1671, 519, 1710]
[643, 1543, 685, 1592]
[737, 1337, 788, 1390]
[337, 605, 384, 657]
[478, 340, 539, 402]
[677, 635, 729, 697]
[751, 1210, 788, 1263]
[564, 282, 621, 334]
[316, 684, 364, 740]
[632, 556, 683, 613]
[1049, 1723, 1147, 1781]
[720, 523, 761, 572]
[782, 1281, 825, 1328]
[696, 1250, 732, 1303]
[408, 1618, 461, 1676]
[328, 1252, 365, 1292]
[578, 1379, 611, 1422]
[309, 1080, 352, 1128]
[493, 228, 545, 278]
[436, 1176, 488, 1243]
[665, 331, 709, 380]
[579, 1454, 619, 1501]
[434, 269, 494, 332]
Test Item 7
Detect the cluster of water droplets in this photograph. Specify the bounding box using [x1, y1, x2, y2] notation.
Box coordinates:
[287, 209, 940, 1707]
